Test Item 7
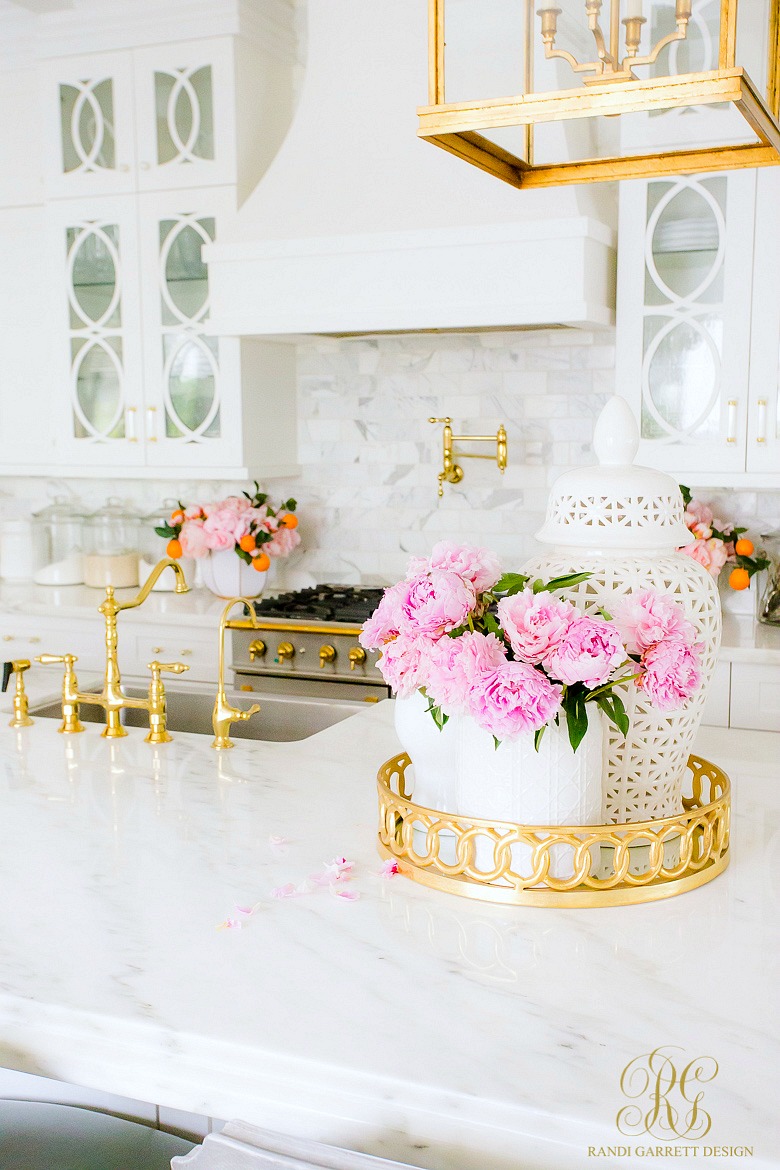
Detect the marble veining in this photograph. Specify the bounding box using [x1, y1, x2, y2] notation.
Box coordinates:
[0, 706, 777, 1169]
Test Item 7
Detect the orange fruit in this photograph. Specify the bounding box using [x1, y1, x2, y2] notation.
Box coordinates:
[734, 537, 754, 557]
[170, 510, 185, 525]
[239, 534, 256, 553]
[280, 513, 299, 529]
[253, 551, 271, 572]
[167, 538, 183, 559]
[729, 567, 750, 591]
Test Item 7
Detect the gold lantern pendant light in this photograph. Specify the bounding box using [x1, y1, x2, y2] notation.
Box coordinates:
[418, 0, 780, 188]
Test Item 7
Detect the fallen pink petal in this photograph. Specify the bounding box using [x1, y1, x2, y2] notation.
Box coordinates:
[331, 886, 360, 901]
[217, 917, 243, 930]
[380, 859, 400, 878]
[270, 883, 299, 899]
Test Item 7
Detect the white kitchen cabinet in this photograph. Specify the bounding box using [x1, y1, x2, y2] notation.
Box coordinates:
[700, 660, 731, 728]
[46, 186, 297, 477]
[616, 170, 758, 478]
[728, 662, 780, 732]
[44, 39, 249, 200]
[744, 168, 780, 474]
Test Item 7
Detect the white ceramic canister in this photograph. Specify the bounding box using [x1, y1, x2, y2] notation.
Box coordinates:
[521, 397, 721, 823]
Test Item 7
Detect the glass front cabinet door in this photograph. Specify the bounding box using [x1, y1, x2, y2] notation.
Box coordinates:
[137, 187, 236, 468]
[44, 52, 136, 199]
[50, 196, 145, 467]
[616, 170, 757, 476]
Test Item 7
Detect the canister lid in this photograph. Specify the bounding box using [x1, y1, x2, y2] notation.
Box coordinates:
[535, 397, 692, 550]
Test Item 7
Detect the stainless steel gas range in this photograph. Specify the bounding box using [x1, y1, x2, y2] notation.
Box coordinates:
[230, 586, 390, 706]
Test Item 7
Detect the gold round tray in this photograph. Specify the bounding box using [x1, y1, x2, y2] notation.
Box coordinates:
[377, 753, 730, 907]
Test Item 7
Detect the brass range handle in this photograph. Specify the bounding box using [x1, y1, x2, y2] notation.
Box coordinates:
[348, 646, 367, 671]
[275, 641, 295, 664]
[319, 644, 337, 668]
[249, 639, 267, 662]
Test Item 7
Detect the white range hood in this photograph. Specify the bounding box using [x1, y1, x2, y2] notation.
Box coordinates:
[207, 0, 617, 338]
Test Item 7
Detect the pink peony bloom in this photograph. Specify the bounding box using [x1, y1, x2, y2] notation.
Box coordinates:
[184, 505, 203, 520]
[685, 500, 713, 531]
[360, 582, 406, 650]
[377, 634, 434, 697]
[468, 661, 562, 740]
[265, 525, 301, 559]
[637, 639, 703, 711]
[178, 519, 210, 558]
[425, 541, 503, 593]
[613, 590, 696, 655]
[202, 499, 252, 550]
[680, 537, 729, 577]
[545, 616, 626, 689]
[690, 521, 712, 540]
[497, 589, 577, 666]
[425, 630, 507, 713]
[399, 570, 476, 637]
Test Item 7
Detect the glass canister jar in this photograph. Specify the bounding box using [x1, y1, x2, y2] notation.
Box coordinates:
[139, 500, 195, 592]
[758, 532, 780, 625]
[83, 499, 140, 589]
[32, 497, 86, 586]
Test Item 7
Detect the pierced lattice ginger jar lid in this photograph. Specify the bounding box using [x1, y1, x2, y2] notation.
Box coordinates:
[535, 397, 692, 552]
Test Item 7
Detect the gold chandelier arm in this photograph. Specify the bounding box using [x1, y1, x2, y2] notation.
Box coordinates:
[622, 14, 692, 72]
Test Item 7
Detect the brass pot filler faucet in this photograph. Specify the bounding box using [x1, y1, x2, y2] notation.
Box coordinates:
[428, 417, 507, 498]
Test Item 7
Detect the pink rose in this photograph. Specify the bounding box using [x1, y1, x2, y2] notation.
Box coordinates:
[680, 538, 728, 577]
[178, 519, 209, 559]
[425, 631, 507, 713]
[360, 582, 406, 650]
[685, 500, 713, 531]
[377, 635, 433, 697]
[467, 661, 562, 740]
[545, 616, 626, 689]
[637, 639, 703, 711]
[265, 525, 301, 558]
[399, 570, 476, 637]
[424, 541, 503, 593]
[497, 589, 577, 665]
[613, 590, 696, 655]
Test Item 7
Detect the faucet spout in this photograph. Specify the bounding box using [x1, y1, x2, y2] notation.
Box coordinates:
[112, 558, 189, 615]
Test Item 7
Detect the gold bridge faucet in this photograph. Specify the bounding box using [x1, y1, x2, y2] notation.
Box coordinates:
[37, 557, 190, 741]
[212, 597, 261, 750]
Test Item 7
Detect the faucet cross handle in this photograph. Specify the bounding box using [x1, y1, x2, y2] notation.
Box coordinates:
[35, 653, 84, 734]
[145, 660, 190, 745]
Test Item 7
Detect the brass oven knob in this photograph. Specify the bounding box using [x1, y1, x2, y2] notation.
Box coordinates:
[348, 646, 367, 671]
[319, 644, 337, 668]
[249, 639, 267, 662]
[275, 641, 295, 664]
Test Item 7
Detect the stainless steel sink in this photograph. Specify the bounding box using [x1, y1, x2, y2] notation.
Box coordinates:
[30, 682, 368, 742]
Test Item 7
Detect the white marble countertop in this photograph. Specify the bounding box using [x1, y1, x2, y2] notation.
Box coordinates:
[0, 704, 777, 1169]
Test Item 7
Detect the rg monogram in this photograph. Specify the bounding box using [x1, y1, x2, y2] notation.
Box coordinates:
[617, 1046, 719, 1140]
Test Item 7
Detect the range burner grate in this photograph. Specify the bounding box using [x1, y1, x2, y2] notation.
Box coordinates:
[253, 585, 385, 624]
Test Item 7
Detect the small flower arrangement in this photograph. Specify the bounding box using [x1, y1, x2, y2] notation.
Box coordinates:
[680, 484, 769, 590]
[155, 483, 300, 573]
[360, 542, 703, 751]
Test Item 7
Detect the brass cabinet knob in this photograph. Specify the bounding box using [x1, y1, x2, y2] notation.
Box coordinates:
[319, 644, 337, 668]
[249, 639, 267, 662]
[348, 646, 367, 671]
[275, 641, 295, 663]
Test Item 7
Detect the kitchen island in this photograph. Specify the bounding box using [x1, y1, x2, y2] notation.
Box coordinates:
[0, 704, 777, 1170]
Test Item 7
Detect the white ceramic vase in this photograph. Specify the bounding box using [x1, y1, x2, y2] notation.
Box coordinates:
[393, 690, 459, 812]
[200, 549, 268, 599]
[454, 713, 604, 880]
[524, 398, 721, 824]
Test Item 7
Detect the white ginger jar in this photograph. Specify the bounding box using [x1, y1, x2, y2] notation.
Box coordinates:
[522, 397, 721, 824]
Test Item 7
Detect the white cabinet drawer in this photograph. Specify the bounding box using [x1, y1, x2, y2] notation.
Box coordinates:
[701, 660, 731, 728]
[1, 617, 104, 673]
[729, 662, 780, 732]
[125, 630, 217, 683]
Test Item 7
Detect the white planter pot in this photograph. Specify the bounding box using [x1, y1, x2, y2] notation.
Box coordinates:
[454, 713, 605, 880]
[393, 691, 459, 812]
[200, 549, 268, 599]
